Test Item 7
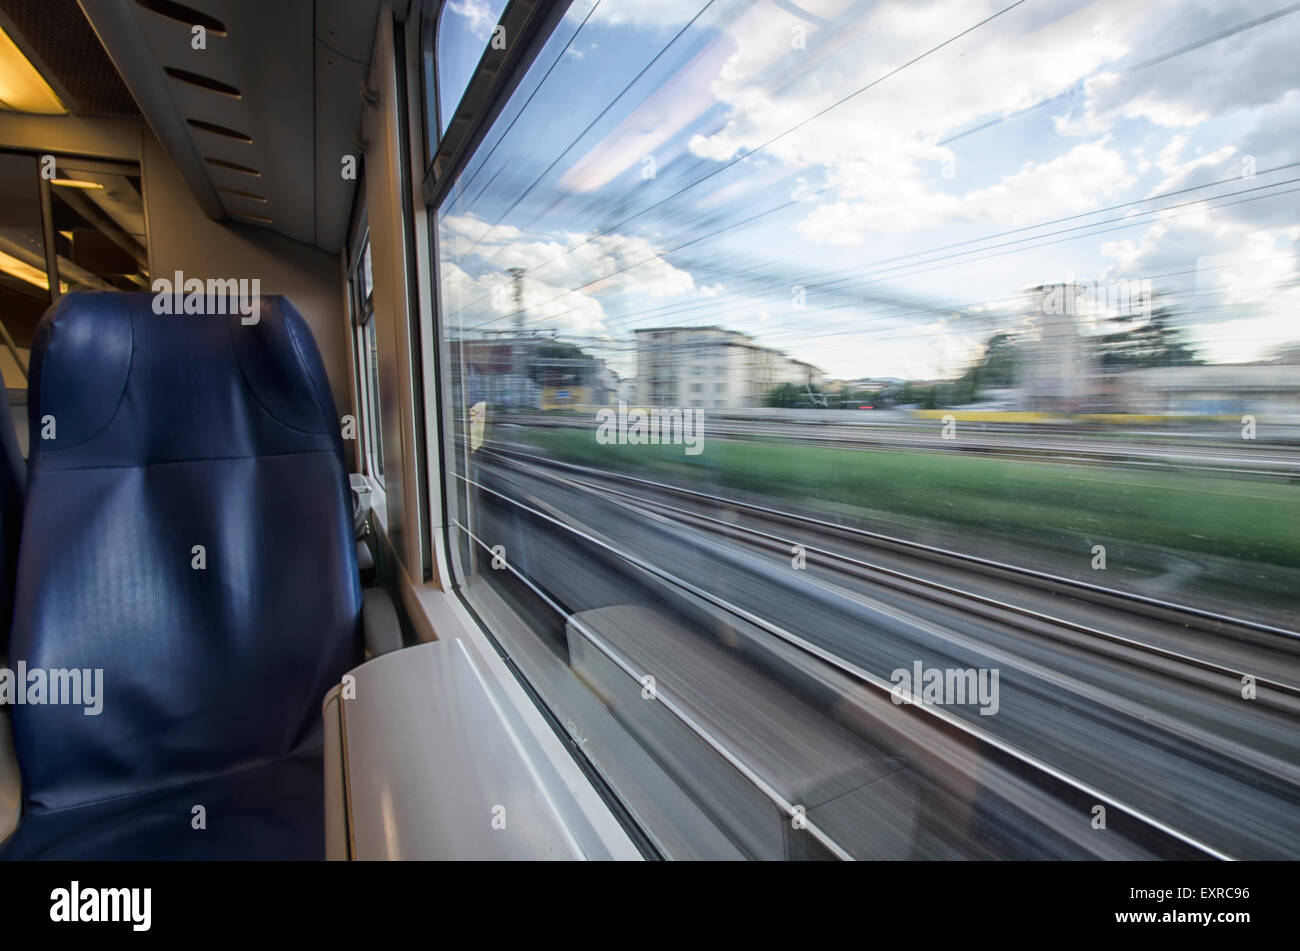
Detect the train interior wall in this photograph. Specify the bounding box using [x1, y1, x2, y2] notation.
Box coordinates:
[0, 118, 355, 471]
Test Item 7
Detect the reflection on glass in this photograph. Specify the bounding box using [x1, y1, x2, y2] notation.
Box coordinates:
[49, 161, 149, 295]
[437, 0, 1300, 859]
[0, 151, 49, 389]
[436, 0, 508, 135]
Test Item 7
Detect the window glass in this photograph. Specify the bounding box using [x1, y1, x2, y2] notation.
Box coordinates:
[48, 160, 148, 295]
[436, 0, 509, 135]
[435, 0, 1300, 860]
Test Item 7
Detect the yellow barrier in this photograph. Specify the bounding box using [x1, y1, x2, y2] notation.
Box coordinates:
[538, 385, 593, 411]
[1075, 413, 1171, 424]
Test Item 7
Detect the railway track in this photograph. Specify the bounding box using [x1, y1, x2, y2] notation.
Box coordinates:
[463, 446, 1300, 857]
[482, 444, 1300, 683]
[459, 461, 1250, 859]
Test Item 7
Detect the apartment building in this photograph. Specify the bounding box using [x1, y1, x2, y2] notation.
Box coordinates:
[634, 326, 824, 408]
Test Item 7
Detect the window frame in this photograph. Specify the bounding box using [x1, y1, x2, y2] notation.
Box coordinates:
[418, 0, 579, 592]
[418, 0, 572, 205]
[417, 0, 669, 855]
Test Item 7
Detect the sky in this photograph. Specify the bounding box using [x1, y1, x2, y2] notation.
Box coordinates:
[434, 0, 1300, 382]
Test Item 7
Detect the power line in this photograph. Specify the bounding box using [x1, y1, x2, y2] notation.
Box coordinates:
[450, 0, 1288, 308]
[454, 0, 607, 205]
[448, 0, 725, 259]
[475, 174, 1300, 337]
[451, 0, 1031, 308]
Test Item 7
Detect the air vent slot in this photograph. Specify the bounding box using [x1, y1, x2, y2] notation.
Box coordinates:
[187, 119, 253, 143]
[136, 1, 227, 35]
[205, 157, 261, 176]
[232, 212, 273, 225]
[164, 67, 240, 98]
[218, 187, 268, 203]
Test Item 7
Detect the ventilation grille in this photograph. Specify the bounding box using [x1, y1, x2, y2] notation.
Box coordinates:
[134, 0, 227, 35]
[218, 187, 268, 203]
[205, 157, 260, 176]
[187, 118, 253, 143]
[164, 66, 241, 98]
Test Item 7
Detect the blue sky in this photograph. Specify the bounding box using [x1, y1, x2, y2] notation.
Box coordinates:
[437, 0, 1300, 381]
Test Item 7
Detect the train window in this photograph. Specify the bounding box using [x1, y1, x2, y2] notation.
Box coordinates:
[429, 0, 1300, 859]
[0, 151, 49, 392]
[46, 159, 148, 295]
[434, 0, 509, 137]
[353, 236, 385, 483]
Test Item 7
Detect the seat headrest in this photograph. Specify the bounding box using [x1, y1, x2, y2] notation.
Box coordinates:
[28, 292, 342, 471]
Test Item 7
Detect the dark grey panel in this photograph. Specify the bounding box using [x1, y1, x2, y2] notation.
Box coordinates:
[135, 1, 315, 242]
[79, 0, 382, 252]
[316, 0, 381, 67]
[314, 30, 368, 252]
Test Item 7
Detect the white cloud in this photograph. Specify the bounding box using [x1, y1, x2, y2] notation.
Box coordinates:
[1076, 0, 1300, 130]
[438, 214, 697, 336]
[446, 0, 502, 42]
[797, 138, 1133, 241]
[668, 0, 1148, 243]
[567, 0, 710, 30]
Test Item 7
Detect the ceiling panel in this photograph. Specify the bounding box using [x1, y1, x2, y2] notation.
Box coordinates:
[77, 0, 383, 252]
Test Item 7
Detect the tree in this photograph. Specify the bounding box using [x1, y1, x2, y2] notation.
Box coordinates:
[967, 332, 1020, 388]
[833, 385, 887, 409]
[528, 341, 593, 386]
[895, 380, 938, 409]
[917, 332, 1024, 407]
[1093, 304, 1202, 370]
[765, 382, 825, 407]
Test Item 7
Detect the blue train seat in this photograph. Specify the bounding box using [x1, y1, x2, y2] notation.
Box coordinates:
[0, 291, 361, 859]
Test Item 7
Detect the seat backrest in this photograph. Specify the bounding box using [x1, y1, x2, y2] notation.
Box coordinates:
[0, 383, 23, 656]
[10, 291, 360, 814]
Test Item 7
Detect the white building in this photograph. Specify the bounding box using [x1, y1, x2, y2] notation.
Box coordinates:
[1116, 364, 1300, 421]
[634, 326, 824, 408]
[1020, 289, 1093, 412]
